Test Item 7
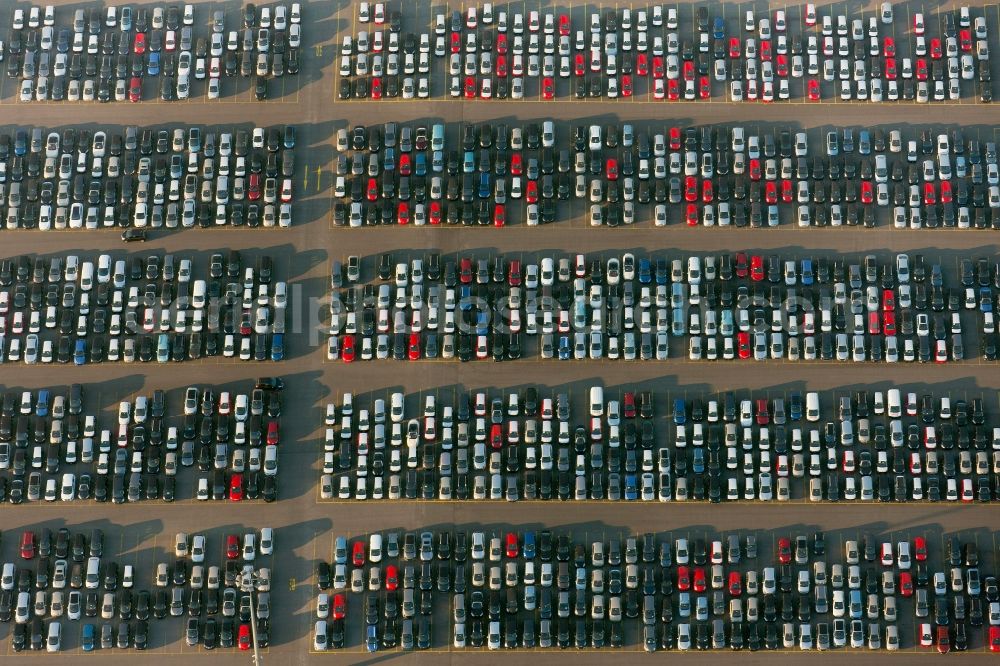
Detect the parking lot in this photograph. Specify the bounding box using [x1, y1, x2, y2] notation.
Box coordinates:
[0, 0, 998, 662]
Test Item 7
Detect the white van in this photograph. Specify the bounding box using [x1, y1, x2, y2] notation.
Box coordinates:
[589, 387, 604, 417]
[886, 389, 902, 418]
[369, 534, 383, 562]
[805, 392, 820, 422]
[192, 280, 207, 309]
[80, 262, 95, 291]
[85, 557, 101, 589]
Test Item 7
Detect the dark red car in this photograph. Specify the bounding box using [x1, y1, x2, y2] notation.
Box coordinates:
[777, 537, 792, 564]
[230, 474, 243, 501]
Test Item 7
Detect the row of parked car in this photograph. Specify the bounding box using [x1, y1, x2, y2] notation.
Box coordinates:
[1, 525, 275, 651]
[332, 121, 1000, 228]
[337, 3, 994, 102]
[315, 526, 1000, 652]
[0, 380, 285, 504]
[323, 249, 1000, 364]
[7, 2, 302, 102]
[0, 124, 296, 230]
[319, 384, 1000, 502]
[0, 251, 287, 365]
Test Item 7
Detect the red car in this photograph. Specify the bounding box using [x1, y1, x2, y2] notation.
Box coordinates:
[752, 399, 769, 425]
[352, 541, 366, 567]
[861, 180, 874, 204]
[248, 174, 262, 201]
[652, 56, 664, 79]
[408, 333, 421, 360]
[899, 572, 914, 597]
[763, 182, 779, 206]
[133, 33, 146, 54]
[607, 158, 619, 181]
[737, 332, 751, 359]
[777, 538, 792, 564]
[699, 76, 710, 98]
[510, 153, 523, 175]
[128, 76, 142, 102]
[525, 180, 539, 203]
[923, 182, 936, 205]
[750, 255, 764, 281]
[332, 593, 347, 619]
[676, 566, 691, 591]
[370, 77, 382, 99]
[883, 311, 896, 335]
[230, 473, 243, 501]
[574, 54, 586, 76]
[734, 252, 749, 278]
[621, 74, 632, 97]
[493, 204, 505, 227]
[227, 535, 240, 559]
[398, 153, 412, 176]
[238, 624, 252, 650]
[682, 61, 695, 81]
[496, 33, 508, 54]
[685, 204, 698, 226]
[807, 79, 820, 101]
[729, 37, 741, 59]
[429, 201, 442, 225]
[684, 176, 698, 202]
[692, 567, 707, 592]
[937, 626, 950, 654]
[636, 53, 648, 76]
[668, 127, 681, 150]
[749, 159, 762, 181]
[775, 54, 788, 77]
[366, 177, 378, 202]
[701, 179, 713, 203]
[542, 77, 555, 99]
[990, 626, 1000, 653]
[883, 37, 896, 57]
[667, 79, 679, 100]
[450, 32, 461, 53]
[781, 180, 793, 203]
[490, 424, 503, 449]
[464, 76, 476, 98]
[885, 58, 897, 80]
[495, 55, 507, 78]
[623, 392, 636, 418]
[940, 180, 953, 203]
[868, 311, 881, 335]
[728, 571, 743, 596]
[959, 29, 972, 52]
[505, 532, 518, 558]
[760, 40, 772, 61]
[915, 58, 928, 81]
[397, 201, 410, 225]
[558, 14, 570, 36]
[266, 421, 279, 445]
[459, 258, 473, 283]
[20, 531, 35, 560]
[882, 290, 896, 311]
[508, 260, 522, 286]
[929, 38, 942, 60]
[341, 334, 355, 362]
[913, 536, 928, 561]
[385, 565, 399, 591]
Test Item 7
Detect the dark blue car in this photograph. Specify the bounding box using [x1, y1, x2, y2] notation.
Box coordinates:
[74, 339, 87, 365]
